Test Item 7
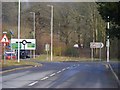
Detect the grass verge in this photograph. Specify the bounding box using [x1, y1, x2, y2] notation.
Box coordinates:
[33, 54, 102, 62]
[0, 60, 40, 68]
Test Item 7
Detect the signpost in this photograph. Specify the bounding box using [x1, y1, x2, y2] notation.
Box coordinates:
[45, 44, 50, 60]
[11, 39, 36, 50]
[0, 33, 9, 64]
[90, 42, 104, 48]
[90, 42, 104, 61]
[11, 39, 36, 59]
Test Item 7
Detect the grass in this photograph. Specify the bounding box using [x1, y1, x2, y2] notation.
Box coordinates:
[0, 60, 40, 68]
[0, 55, 119, 68]
[33, 54, 102, 62]
[32, 55, 120, 62]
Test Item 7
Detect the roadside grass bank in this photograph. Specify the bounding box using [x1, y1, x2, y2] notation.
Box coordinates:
[32, 54, 110, 62]
[0, 60, 41, 68]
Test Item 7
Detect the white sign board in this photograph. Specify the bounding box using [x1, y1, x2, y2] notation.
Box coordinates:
[90, 42, 104, 48]
[11, 39, 36, 50]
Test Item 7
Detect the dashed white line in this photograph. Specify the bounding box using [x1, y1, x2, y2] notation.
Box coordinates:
[41, 76, 49, 80]
[62, 68, 66, 71]
[66, 67, 70, 69]
[50, 73, 56, 77]
[38, 67, 71, 82]
[28, 81, 38, 86]
[73, 64, 76, 66]
[57, 71, 61, 73]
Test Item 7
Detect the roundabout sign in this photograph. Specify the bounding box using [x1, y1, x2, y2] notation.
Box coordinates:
[11, 39, 36, 50]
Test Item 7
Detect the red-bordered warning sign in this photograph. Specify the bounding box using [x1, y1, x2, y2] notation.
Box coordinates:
[0, 34, 9, 43]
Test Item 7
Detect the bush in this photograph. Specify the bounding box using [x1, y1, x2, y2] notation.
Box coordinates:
[64, 47, 79, 57]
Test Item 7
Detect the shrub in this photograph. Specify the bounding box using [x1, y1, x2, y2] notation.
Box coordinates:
[64, 47, 79, 57]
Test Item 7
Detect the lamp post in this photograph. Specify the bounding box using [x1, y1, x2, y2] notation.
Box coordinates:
[47, 5, 53, 61]
[17, 0, 21, 63]
[30, 12, 36, 59]
[107, 16, 110, 62]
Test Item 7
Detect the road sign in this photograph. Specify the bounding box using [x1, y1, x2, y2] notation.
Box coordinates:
[11, 39, 36, 50]
[0, 34, 9, 43]
[90, 42, 104, 48]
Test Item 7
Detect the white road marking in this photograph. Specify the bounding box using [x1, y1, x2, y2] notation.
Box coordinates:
[62, 68, 66, 71]
[66, 67, 70, 69]
[28, 81, 38, 86]
[105, 64, 109, 69]
[50, 73, 56, 77]
[57, 71, 61, 73]
[108, 64, 120, 86]
[41, 77, 49, 80]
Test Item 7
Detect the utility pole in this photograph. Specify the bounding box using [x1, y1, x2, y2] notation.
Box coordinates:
[47, 5, 53, 61]
[107, 16, 110, 62]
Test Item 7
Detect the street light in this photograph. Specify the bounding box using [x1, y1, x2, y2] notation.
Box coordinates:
[17, 0, 21, 63]
[107, 16, 110, 62]
[47, 5, 53, 61]
[30, 12, 36, 59]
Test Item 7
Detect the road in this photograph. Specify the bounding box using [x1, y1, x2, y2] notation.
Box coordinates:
[1, 61, 120, 88]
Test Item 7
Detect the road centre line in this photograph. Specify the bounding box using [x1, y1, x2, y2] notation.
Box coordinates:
[57, 71, 61, 73]
[28, 81, 38, 86]
[66, 67, 70, 69]
[41, 76, 49, 80]
[50, 73, 56, 77]
[62, 68, 66, 71]
[38, 67, 70, 82]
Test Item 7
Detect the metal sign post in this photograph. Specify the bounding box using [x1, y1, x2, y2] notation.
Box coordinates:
[45, 44, 50, 61]
[0, 32, 9, 64]
[4, 43, 6, 64]
[99, 46, 102, 61]
[91, 48, 94, 61]
[10, 30, 14, 60]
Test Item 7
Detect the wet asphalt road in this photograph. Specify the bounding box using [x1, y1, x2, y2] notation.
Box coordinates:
[1, 61, 120, 88]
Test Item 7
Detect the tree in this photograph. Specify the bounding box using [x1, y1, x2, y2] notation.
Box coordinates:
[97, 2, 120, 59]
